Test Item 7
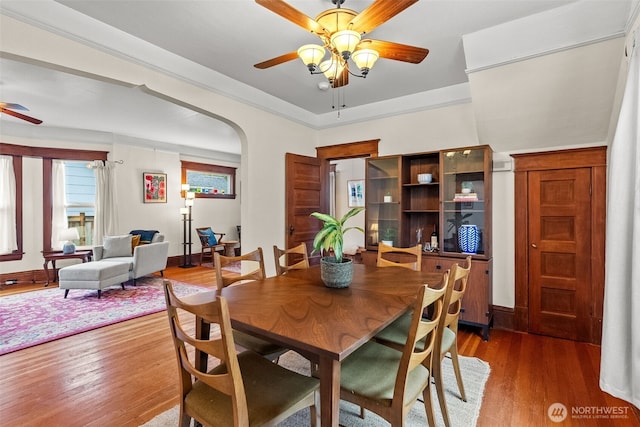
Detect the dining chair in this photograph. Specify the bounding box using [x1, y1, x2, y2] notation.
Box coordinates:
[338, 277, 448, 427]
[214, 247, 267, 290]
[273, 243, 310, 275]
[374, 256, 472, 427]
[195, 227, 226, 266]
[214, 248, 286, 361]
[163, 281, 319, 427]
[376, 242, 423, 271]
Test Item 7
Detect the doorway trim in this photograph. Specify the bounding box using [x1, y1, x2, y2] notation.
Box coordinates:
[511, 146, 607, 344]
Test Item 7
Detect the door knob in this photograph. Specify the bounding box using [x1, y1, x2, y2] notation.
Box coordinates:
[289, 225, 294, 235]
[531, 243, 537, 248]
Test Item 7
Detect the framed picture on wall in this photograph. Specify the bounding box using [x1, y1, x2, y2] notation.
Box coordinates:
[348, 179, 365, 207]
[143, 172, 167, 203]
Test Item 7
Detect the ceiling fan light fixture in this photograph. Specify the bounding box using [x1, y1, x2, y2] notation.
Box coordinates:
[330, 30, 361, 60]
[297, 44, 326, 73]
[320, 56, 346, 82]
[351, 48, 379, 76]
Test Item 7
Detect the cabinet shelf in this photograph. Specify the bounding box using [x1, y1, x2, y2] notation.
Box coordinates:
[403, 209, 439, 213]
[403, 182, 439, 187]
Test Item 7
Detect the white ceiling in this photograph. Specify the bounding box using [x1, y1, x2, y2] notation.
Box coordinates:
[0, 0, 635, 155]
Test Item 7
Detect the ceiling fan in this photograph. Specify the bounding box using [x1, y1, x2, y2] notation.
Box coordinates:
[254, 0, 429, 88]
[0, 103, 43, 125]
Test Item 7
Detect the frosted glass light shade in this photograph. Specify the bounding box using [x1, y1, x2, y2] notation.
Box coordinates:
[331, 30, 361, 58]
[297, 44, 326, 70]
[320, 57, 346, 82]
[352, 49, 379, 75]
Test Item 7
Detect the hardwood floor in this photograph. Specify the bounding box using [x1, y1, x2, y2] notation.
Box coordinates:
[1, 266, 638, 426]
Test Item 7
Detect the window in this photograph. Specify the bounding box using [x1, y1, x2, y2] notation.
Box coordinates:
[0, 155, 22, 260]
[181, 160, 236, 199]
[64, 161, 96, 246]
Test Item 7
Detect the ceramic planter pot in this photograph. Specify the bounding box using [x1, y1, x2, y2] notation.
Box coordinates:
[320, 256, 353, 288]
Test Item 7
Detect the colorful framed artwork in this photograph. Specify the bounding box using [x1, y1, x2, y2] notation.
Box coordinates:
[348, 179, 365, 207]
[143, 172, 167, 203]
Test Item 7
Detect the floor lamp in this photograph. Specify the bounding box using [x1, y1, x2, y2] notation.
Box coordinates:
[179, 186, 196, 268]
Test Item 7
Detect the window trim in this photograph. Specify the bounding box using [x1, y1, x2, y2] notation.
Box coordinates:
[0, 143, 107, 261]
[181, 160, 237, 199]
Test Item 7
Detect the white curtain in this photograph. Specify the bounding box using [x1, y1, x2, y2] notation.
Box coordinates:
[50, 160, 67, 249]
[92, 160, 118, 245]
[600, 41, 640, 408]
[0, 155, 18, 254]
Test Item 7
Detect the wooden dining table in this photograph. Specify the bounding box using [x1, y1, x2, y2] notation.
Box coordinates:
[185, 263, 443, 427]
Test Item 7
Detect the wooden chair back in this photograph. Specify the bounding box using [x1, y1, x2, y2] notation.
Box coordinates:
[163, 280, 249, 425]
[273, 243, 310, 275]
[214, 247, 266, 291]
[440, 255, 471, 336]
[376, 242, 423, 271]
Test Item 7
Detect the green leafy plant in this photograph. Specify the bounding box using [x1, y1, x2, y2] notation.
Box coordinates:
[310, 207, 365, 263]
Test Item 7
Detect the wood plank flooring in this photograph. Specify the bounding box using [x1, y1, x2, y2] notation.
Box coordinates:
[1, 266, 638, 426]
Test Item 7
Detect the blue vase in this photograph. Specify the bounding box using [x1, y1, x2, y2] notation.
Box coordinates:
[458, 224, 479, 254]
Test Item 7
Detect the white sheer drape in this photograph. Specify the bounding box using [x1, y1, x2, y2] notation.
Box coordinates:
[50, 160, 67, 249]
[600, 42, 640, 408]
[0, 155, 18, 254]
[92, 160, 118, 245]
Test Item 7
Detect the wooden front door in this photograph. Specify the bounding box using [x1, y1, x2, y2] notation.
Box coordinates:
[285, 153, 324, 265]
[528, 168, 592, 341]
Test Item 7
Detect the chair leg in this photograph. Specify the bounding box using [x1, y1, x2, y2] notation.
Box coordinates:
[433, 356, 451, 427]
[423, 378, 437, 427]
[450, 345, 467, 401]
[97, 289, 101, 299]
[64, 289, 69, 298]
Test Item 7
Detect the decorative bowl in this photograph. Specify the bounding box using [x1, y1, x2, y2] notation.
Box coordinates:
[417, 173, 432, 183]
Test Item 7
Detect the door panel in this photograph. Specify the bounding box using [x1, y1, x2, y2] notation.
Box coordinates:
[528, 168, 591, 341]
[285, 153, 324, 265]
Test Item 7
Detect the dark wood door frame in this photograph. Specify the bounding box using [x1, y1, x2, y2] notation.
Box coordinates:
[511, 146, 607, 344]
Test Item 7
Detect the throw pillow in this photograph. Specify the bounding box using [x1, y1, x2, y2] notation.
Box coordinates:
[130, 229, 159, 244]
[103, 235, 133, 258]
[131, 234, 141, 252]
[202, 228, 217, 246]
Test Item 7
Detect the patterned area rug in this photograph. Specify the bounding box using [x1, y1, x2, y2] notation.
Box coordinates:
[142, 351, 490, 427]
[0, 277, 210, 356]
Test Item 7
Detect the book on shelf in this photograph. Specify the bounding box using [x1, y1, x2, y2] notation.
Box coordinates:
[453, 192, 479, 201]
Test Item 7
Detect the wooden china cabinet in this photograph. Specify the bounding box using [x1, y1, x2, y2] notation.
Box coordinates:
[363, 145, 494, 339]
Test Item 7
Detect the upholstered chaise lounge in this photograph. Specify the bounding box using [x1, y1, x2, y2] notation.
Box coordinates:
[59, 232, 169, 297]
[92, 232, 169, 283]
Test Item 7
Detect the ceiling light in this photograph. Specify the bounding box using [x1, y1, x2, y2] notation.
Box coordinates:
[351, 49, 379, 76]
[297, 44, 326, 73]
[330, 30, 361, 60]
[320, 56, 346, 82]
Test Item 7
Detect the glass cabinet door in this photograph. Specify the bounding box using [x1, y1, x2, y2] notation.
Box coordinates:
[365, 156, 401, 250]
[441, 146, 492, 258]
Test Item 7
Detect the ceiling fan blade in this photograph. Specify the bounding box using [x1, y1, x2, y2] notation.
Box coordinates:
[0, 102, 29, 111]
[332, 68, 349, 88]
[1, 107, 43, 124]
[359, 39, 429, 63]
[348, 0, 418, 35]
[254, 51, 300, 69]
[255, 0, 326, 35]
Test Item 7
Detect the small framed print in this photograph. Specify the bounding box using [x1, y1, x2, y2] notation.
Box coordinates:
[348, 179, 365, 208]
[143, 172, 167, 203]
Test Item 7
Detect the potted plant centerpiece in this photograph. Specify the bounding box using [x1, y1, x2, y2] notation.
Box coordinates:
[310, 207, 364, 288]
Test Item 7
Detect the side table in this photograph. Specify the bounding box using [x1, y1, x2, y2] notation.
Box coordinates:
[42, 250, 92, 286]
[221, 240, 239, 256]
